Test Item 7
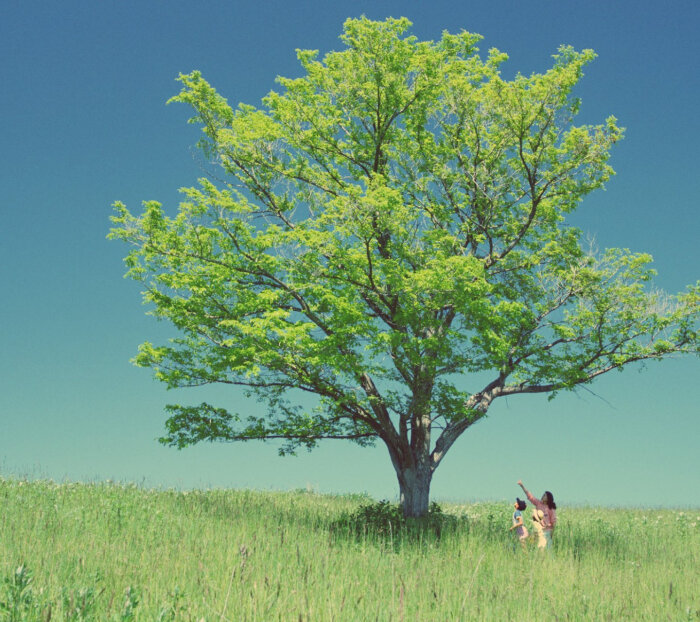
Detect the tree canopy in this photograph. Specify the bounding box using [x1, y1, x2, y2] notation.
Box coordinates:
[110, 17, 699, 516]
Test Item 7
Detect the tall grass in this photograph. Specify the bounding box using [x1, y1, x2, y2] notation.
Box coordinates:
[0, 477, 697, 620]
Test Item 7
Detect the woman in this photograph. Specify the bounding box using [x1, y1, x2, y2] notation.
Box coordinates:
[517, 480, 557, 548]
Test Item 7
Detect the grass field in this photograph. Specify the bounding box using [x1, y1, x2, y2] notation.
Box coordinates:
[0, 477, 697, 621]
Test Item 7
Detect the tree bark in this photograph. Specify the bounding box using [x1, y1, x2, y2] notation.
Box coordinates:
[397, 464, 433, 518]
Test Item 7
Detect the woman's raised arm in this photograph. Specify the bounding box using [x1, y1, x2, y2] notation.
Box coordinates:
[517, 480, 541, 507]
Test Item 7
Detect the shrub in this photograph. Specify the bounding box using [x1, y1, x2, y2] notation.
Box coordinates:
[333, 500, 461, 543]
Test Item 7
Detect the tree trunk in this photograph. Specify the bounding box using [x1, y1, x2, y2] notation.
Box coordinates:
[397, 465, 433, 518]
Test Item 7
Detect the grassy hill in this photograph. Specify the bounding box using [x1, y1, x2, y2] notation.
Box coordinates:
[0, 477, 697, 620]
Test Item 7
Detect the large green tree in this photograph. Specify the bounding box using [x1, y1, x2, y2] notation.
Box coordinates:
[110, 17, 698, 517]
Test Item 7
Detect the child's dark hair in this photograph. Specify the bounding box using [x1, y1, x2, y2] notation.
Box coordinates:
[516, 498, 527, 511]
[543, 491, 557, 510]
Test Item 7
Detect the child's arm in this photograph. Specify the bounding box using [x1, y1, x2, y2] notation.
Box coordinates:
[509, 514, 524, 531]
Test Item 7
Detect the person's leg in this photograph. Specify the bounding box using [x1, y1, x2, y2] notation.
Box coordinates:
[544, 530, 553, 549]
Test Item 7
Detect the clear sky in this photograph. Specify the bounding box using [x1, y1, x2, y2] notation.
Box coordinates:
[1, 0, 698, 508]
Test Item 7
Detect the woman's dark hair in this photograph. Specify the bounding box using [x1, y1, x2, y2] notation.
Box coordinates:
[542, 491, 557, 510]
[516, 498, 527, 511]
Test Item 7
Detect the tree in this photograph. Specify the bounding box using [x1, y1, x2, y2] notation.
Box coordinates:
[110, 17, 699, 517]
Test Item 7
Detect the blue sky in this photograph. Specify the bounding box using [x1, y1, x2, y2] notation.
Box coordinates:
[1, 0, 698, 508]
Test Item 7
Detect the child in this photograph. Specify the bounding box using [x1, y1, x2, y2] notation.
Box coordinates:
[531, 508, 547, 550]
[509, 498, 528, 550]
